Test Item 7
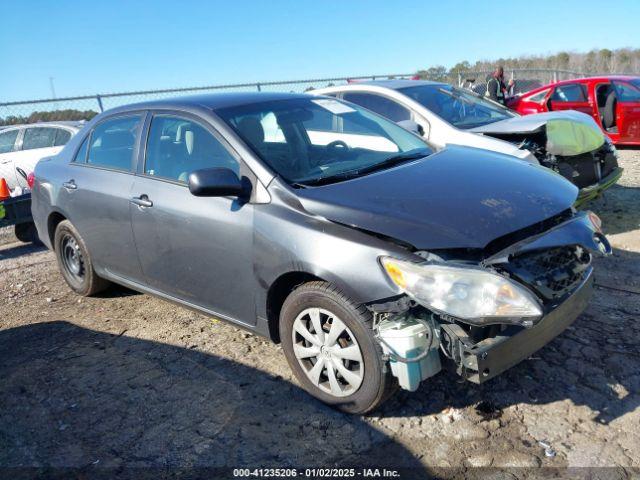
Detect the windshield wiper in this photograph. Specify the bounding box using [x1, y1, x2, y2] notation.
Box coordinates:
[351, 149, 430, 176]
[297, 149, 430, 187]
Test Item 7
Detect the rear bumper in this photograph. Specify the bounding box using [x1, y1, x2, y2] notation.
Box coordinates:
[575, 167, 623, 206]
[441, 269, 594, 383]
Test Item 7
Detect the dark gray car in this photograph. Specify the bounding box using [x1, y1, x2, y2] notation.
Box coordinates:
[32, 92, 610, 413]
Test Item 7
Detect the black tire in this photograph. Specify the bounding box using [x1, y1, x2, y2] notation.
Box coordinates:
[14, 222, 41, 244]
[279, 281, 397, 414]
[54, 220, 110, 296]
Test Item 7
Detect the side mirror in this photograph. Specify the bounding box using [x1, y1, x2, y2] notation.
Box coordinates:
[396, 119, 425, 137]
[188, 167, 249, 198]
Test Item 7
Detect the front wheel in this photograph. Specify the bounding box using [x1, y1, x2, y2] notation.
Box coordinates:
[279, 282, 396, 414]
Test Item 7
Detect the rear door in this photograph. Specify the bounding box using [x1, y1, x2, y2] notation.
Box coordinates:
[64, 114, 145, 282]
[612, 80, 640, 144]
[0, 128, 20, 188]
[548, 83, 593, 115]
[129, 112, 256, 325]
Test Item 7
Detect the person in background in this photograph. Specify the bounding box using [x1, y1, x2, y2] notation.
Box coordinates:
[486, 66, 508, 105]
[507, 78, 516, 97]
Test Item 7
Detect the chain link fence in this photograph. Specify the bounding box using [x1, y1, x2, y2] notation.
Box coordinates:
[0, 69, 621, 126]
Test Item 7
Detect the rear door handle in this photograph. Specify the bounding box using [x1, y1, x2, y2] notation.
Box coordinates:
[62, 180, 77, 190]
[130, 195, 153, 208]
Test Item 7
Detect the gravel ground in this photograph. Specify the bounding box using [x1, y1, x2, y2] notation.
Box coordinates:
[1, 150, 639, 479]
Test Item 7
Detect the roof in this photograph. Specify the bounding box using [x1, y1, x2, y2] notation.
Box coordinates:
[529, 75, 640, 91]
[350, 79, 447, 90]
[109, 91, 312, 114]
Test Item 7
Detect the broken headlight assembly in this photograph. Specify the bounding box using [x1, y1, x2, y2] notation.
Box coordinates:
[380, 257, 543, 327]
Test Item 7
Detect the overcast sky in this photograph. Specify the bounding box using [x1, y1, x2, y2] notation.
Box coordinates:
[1, 0, 639, 101]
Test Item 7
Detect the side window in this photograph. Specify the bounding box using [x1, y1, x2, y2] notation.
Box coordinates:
[0, 129, 19, 154]
[145, 115, 239, 183]
[551, 84, 588, 102]
[54, 129, 72, 146]
[22, 127, 57, 150]
[342, 93, 411, 123]
[613, 81, 640, 102]
[87, 115, 141, 171]
[526, 89, 550, 103]
[73, 136, 89, 163]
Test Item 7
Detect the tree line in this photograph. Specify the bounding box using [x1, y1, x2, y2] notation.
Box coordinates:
[416, 48, 640, 81]
[0, 109, 98, 127]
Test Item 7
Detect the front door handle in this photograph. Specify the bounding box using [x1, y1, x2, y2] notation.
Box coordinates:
[130, 195, 153, 208]
[62, 180, 77, 190]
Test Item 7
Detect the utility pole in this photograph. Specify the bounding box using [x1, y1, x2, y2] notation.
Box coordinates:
[49, 77, 56, 99]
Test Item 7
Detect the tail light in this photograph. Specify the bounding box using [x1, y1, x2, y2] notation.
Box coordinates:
[27, 172, 35, 189]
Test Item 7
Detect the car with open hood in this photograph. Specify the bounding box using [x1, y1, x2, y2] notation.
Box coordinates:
[314, 80, 622, 205]
[507, 75, 640, 147]
[32, 92, 611, 413]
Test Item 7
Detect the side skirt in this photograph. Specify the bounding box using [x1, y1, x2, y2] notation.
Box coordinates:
[100, 269, 272, 339]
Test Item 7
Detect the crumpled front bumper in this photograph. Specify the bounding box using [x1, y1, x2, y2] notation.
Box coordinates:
[440, 268, 594, 383]
[575, 166, 624, 207]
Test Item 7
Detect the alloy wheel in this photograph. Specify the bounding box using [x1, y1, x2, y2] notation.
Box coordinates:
[291, 307, 364, 397]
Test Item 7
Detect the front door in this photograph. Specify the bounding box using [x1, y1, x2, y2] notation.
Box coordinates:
[129, 113, 256, 325]
[613, 80, 640, 144]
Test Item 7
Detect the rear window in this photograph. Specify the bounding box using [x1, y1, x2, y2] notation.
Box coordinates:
[54, 129, 72, 146]
[342, 93, 411, 123]
[22, 127, 58, 150]
[87, 115, 142, 171]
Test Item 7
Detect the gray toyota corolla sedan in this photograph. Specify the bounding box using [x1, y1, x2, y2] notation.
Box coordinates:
[32, 92, 611, 413]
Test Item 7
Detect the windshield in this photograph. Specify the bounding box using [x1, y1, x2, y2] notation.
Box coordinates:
[216, 97, 431, 186]
[399, 84, 517, 129]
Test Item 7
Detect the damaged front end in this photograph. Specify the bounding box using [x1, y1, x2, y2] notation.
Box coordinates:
[472, 113, 623, 204]
[370, 210, 611, 390]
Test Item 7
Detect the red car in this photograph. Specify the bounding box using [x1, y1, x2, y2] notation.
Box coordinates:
[508, 76, 640, 146]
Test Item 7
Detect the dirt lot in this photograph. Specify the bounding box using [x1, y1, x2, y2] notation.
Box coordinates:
[1, 150, 639, 479]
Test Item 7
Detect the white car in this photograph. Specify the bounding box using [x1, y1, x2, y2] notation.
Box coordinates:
[314, 80, 622, 203]
[0, 121, 84, 190]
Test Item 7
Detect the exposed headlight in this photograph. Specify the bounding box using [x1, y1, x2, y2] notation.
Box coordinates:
[380, 257, 543, 326]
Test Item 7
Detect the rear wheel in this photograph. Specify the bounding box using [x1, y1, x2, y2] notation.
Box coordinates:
[279, 281, 396, 414]
[54, 220, 110, 296]
[14, 222, 41, 244]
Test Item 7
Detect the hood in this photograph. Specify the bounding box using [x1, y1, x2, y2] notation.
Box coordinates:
[469, 111, 605, 157]
[296, 146, 578, 250]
